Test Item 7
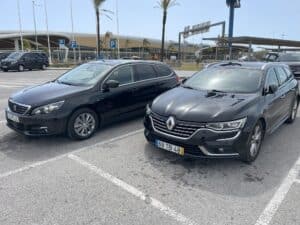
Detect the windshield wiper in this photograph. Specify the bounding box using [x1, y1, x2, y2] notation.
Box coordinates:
[182, 85, 197, 90]
[208, 89, 227, 93]
[57, 80, 74, 86]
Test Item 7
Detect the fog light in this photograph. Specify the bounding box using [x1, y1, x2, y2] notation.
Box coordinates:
[218, 148, 224, 152]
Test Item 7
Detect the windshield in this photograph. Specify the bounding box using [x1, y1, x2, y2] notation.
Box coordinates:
[7, 52, 24, 60]
[184, 68, 263, 93]
[278, 53, 300, 62]
[57, 63, 112, 86]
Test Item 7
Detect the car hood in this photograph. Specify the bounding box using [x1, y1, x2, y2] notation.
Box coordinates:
[151, 87, 259, 122]
[10, 81, 91, 106]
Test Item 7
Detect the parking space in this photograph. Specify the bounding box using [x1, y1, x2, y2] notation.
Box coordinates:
[0, 69, 300, 225]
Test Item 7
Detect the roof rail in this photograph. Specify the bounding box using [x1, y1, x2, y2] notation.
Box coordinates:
[220, 62, 242, 67]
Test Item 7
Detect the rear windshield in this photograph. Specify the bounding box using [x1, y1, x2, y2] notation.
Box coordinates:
[184, 68, 263, 93]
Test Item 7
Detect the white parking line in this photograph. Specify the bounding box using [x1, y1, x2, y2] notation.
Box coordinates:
[0, 120, 6, 124]
[255, 157, 300, 225]
[0, 129, 143, 179]
[295, 179, 300, 184]
[0, 84, 24, 88]
[68, 154, 197, 225]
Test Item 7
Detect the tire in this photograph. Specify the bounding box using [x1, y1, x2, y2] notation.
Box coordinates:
[240, 120, 264, 163]
[3, 69, 8, 72]
[286, 99, 298, 124]
[18, 64, 24, 72]
[67, 108, 99, 140]
[41, 64, 47, 70]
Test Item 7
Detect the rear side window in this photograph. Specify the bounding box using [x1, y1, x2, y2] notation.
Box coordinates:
[275, 67, 288, 85]
[266, 68, 279, 88]
[154, 64, 173, 77]
[135, 64, 157, 81]
[109, 65, 134, 85]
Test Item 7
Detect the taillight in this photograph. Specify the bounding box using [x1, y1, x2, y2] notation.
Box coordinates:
[175, 74, 180, 83]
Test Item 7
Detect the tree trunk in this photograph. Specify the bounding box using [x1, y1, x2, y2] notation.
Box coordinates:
[96, 8, 101, 58]
[160, 10, 167, 62]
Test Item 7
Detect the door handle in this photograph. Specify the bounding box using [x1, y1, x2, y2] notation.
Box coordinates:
[280, 94, 286, 99]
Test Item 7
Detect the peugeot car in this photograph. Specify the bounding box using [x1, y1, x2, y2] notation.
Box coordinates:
[6, 60, 179, 140]
[144, 62, 299, 162]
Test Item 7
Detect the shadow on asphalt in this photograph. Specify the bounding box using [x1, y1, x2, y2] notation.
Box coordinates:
[143, 115, 300, 198]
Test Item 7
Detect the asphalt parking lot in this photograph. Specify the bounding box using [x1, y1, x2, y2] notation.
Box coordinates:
[0, 69, 300, 225]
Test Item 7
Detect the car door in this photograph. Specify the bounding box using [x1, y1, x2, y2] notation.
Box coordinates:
[274, 66, 291, 119]
[96, 64, 136, 121]
[264, 68, 282, 131]
[132, 63, 159, 111]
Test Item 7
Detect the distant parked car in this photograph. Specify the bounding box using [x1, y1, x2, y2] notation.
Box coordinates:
[144, 62, 299, 163]
[0, 52, 49, 72]
[6, 60, 179, 140]
[265, 52, 300, 80]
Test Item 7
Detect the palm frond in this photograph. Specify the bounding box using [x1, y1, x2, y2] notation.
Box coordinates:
[93, 0, 106, 8]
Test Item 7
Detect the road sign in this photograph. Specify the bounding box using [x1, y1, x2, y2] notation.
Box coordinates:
[59, 39, 65, 48]
[110, 39, 117, 49]
[71, 40, 77, 49]
[182, 22, 211, 38]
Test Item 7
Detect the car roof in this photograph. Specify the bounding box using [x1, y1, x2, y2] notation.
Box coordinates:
[207, 61, 288, 71]
[87, 59, 167, 67]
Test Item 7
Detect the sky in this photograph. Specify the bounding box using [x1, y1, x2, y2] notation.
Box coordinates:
[0, 0, 300, 45]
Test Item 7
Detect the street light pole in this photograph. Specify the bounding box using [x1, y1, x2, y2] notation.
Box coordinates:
[17, 0, 24, 51]
[43, 0, 52, 64]
[70, 0, 76, 63]
[116, 0, 120, 59]
[32, 0, 38, 50]
[226, 0, 241, 60]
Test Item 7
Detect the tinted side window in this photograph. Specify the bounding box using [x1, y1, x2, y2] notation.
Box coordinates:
[275, 67, 288, 85]
[135, 64, 157, 81]
[266, 68, 279, 88]
[154, 64, 173, 77]
[109, 65, 134, 85]
[283, 67, 293, 79]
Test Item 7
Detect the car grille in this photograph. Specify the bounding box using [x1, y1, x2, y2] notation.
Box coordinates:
[8, 100, 30, 115]
[150, 113, 205, 139]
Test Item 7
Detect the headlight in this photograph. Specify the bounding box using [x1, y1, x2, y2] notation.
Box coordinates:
[206, 118, 247, 131]
[146, 104, 152, 115]
[32, 101, 64, 115]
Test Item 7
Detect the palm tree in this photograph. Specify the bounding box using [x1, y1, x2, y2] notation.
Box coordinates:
[156, 0, 178, 62]
[93, 0, 106, 58]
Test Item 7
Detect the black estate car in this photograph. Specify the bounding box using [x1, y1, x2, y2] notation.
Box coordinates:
[265, 52, 300, 80]
[6, 60, 178, 139]
[1, 52, 49, 72]
[144, 62, 299, 162]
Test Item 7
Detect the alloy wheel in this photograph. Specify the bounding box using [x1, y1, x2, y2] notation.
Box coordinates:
[249, 124, 262, 158]
[74, 113, 96, 138]
[18, 65, 24, 72]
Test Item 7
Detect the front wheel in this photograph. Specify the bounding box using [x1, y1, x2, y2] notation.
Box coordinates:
[67, 108, 99, 140]
[18, 64, 24, 72]
[240, 121, 264, 163]
[41, 64, 47, 70]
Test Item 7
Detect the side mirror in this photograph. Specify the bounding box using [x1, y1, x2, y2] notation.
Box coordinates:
[103, 80, 120, 90]
[266, 84, 278, 94]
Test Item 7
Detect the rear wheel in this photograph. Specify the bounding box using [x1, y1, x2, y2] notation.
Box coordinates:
[18, 64, 24, 72]
[286, 99, 298, 124]
[240, 121, 264, 163]
[67, 108, 99, 140]
[3, 69, 8, 72]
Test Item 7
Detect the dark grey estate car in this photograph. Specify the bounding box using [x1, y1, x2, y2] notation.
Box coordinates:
[144, 62, 299, 162]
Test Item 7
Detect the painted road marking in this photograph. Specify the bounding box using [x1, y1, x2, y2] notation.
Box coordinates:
[255, 157, 300, 225]
[68, 154, 197, 225]
[295, 179, 300, 184]
[0, 120, 6, 124]
[0, 129, 143, 179]
[0, 84, 24, 88]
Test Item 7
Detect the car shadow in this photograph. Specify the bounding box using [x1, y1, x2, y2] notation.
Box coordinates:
[0, 116, 144, 163]
[143, 115, 300, 198]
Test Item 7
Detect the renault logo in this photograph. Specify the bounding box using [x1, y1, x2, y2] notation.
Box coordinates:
[166, 116, 176, 130]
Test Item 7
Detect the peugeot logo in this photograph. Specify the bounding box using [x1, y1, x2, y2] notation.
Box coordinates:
[166, 116, 176, 131]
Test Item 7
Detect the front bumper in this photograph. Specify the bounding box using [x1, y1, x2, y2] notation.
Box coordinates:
[5, 108, 68, 136]
[144, 114, 250, 158]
